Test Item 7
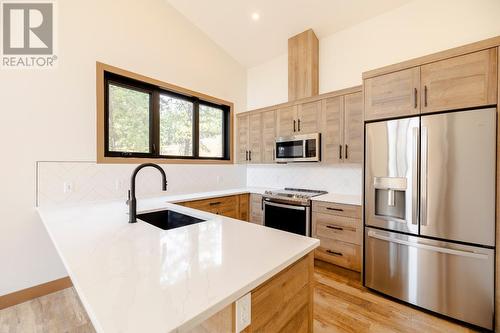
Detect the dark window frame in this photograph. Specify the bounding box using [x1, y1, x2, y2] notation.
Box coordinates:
[104, 71, 231, 161]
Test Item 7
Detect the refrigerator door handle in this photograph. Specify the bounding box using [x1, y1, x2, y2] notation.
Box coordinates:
[412, 127, 419, 225]
[367, 230, 489, 260]
[421, 126, 428, 226]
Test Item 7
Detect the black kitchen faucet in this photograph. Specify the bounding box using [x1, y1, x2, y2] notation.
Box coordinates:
[127, 163, 167, 223]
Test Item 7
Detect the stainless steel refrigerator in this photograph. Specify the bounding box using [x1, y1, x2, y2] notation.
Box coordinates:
[364, 108, 496, 330]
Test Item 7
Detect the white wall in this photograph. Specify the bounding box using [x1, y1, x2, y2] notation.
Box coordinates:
[0, 0, 246, 296]
[246, 0, 500, 110]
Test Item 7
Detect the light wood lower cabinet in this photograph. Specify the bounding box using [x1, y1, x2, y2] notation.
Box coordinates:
[242, 252, 314, 333]
[312, 201, 362, 272]
[177, 194, 249, 221]
[189, 252, 314, 333]
[249, 194, 263, 225]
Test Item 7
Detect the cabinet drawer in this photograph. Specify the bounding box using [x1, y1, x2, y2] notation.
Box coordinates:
[315, 221, 361, 245]
[312, 201, 361, 218]
[315, 237, 361, 272]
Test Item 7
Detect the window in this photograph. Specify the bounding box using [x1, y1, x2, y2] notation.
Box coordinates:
[102, 68, 231, 162]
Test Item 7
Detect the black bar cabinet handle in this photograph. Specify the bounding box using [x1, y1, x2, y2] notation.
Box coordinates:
[298, 119, 301, 132]
[249, 150, 252, 161]
[326, 250, 343, 257]
[339, 145, 342, 159]
[327, 207, 344, 212]
[345, 145, 349, 159]
[245, 150, 248, 161]
[293, 120, 296, 132]
[414, 88, 418, 108]
[209, 201, 222, 206]
[424, 85, 428, 107]
[326, 225, 344, 231]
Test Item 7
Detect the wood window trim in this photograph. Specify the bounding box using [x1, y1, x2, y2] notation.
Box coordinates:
[96, 62, 234, 164]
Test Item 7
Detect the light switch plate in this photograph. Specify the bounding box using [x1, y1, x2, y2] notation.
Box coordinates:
[235, 292, 251, 332]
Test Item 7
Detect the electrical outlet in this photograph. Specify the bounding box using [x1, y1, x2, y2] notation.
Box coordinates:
[63, 182, 73, 193]
[235, 292, 251, 332]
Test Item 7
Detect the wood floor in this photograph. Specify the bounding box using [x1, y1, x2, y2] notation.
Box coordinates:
[0, 261, 482, 333]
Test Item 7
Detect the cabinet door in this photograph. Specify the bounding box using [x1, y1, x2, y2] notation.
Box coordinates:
[248, 113, 262, 163]
[421, 48, 498, 114]
[343, 92, 363, 164]
[322, 96, 343, 164]
[364, 67, 420, 121]
[236, 114, 249, 163]
[297, 100, 322, 134]
[249, 194, 263, 225]
[276, 105, 297, 137]
[262, 110, 277, 163]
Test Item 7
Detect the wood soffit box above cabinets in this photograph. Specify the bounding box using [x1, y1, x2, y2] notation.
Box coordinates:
[288, 29, 319, 101]
[363, 36, 500, 122]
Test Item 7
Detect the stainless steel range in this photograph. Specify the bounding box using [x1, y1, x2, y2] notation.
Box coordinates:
[263, 188, 327, 237]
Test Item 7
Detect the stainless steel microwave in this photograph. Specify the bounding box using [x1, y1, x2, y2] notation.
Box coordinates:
[275, 133, 321, 162]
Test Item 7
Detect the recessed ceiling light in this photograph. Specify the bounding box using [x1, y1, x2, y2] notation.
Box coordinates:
[251, 12, 260, 21]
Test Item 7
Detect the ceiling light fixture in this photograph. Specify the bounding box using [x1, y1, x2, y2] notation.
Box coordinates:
[251, 12, 260, 21]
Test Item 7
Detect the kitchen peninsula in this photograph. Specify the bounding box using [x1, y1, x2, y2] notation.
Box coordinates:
[37, 190, 319, 333]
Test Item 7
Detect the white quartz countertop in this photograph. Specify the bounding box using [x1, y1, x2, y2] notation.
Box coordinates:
[312, 193, 362, 206]
[37, 188, 318, 333]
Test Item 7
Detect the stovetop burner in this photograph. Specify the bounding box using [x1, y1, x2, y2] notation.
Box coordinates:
[263, 188, 328, 205]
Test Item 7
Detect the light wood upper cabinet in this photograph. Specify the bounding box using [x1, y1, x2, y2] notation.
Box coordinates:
[297, 100, 322, 134]
[322, 96, 343, 164]
[236, 114, 249, 163]
[321, 91, 363, 164]
[364, 67, 420, 121]
[421, 48, 498, 113]
[276, 105, 297, 137]
[343, 92, 363, 164]
[248, 113, 263, 163]
[261, 110, 277, 163]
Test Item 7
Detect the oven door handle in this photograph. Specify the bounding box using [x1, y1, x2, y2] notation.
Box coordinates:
[264, 201, 307, 211]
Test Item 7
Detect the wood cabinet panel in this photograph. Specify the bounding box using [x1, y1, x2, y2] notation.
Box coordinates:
[288, 29, 319, 101]
[297, 100, 322, 134]
[239, 194, 249, 221]
[262, 110, 277, 163]
[364, 67, 420, 121]
[249, 194, 263, 225]
[248, 253, 313, 333]
[312, 201, 362, 219]
[421, 48, 498, 113]
[237, 114, 249, 163]
[313, 213, 362, 245]
[276, 105, 297, 137]
[321, 96, 343, 164]
[343, 92, 363, 164]
[248, 113, 263, 163]
[315, 238, 361, 272]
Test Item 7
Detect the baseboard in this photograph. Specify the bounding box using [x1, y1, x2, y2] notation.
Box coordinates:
[0, 276, 73, 310]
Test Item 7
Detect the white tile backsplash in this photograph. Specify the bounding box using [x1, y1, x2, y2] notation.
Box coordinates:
[246, 164, 362, 195]
[36, 161, 362, 207]
[37, 161, 246, 207]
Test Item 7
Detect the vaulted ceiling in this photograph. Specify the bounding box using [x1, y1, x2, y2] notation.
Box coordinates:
[165, 0, 413, 67]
